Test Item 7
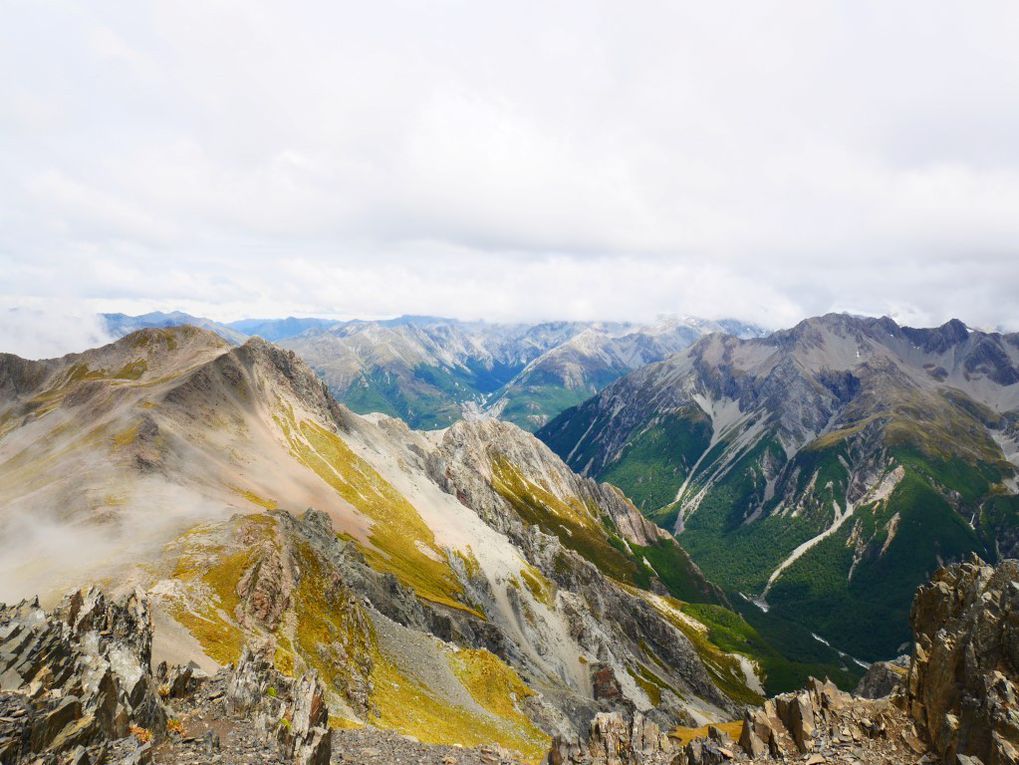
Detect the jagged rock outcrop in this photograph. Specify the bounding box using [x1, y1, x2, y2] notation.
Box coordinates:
[226, 647, 331, 765]
[732, 677, 924, 763]
[0, 588, 335, 765]
[547, 711, 674, 764]
[908, 556, 1019, 765]
[0, 587, 169, 764]
[853, 655, 908, 699]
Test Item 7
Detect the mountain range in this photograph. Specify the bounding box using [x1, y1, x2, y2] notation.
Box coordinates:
[0, 325, 860, 760]
[100, 312, 764, 430]
[538, 313, 1019, 661]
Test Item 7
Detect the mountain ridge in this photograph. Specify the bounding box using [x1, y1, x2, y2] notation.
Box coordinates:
[2, 325, 840, 759]
[538, 312, 1019, 660]
[99, 311, 764, 430]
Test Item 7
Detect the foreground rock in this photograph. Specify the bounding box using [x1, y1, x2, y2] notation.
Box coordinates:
[853, 656, 908, 700]
[547, 711, 675, 764]
[0, 589, 329, 765]
[1, 588, 532, 765]
[548, 557, 1019, 765]
[735, 677, 922, 763]
[908, 556, 1019, 765]
[0, 587, 168, 764]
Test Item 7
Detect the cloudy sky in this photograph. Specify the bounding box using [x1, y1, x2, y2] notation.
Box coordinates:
[3, 0, 1019, 355]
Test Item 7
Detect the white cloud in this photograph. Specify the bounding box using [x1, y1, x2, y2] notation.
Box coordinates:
[0, 303, 114, 360]
[1, 0, 1018, 334]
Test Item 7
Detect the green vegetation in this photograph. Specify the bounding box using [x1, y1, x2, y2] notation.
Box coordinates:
[600, 407, 712, 511]
[498, 385, 596, 432]
[538, 402, 616, 475]
[679, 434, 818, 593]
[766, 467, 986, 659]
[491, 455, 722, 604]
[628, 538, 724, 605]
[340, 361, 521, 430]
[644, 594, 763, 705]
[113, 358, 148, 380]
[684, 600, 858, 694]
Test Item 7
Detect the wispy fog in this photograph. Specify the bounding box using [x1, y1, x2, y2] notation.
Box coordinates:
[0, 480, 228, 606]
[0, 304, 114, 359]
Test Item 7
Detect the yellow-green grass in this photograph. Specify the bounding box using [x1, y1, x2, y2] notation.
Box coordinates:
[283, 412, 479, 617]
[287, 541, 374, 706]
[169, 516, 275, 665]
[229, 485, 278, 510]
[519, 564, 555, 607]
[490, 455, 640, 584]
[165, 515, 548, 761]
[370, 647, 549, 764]
[671, 721, 743, 746]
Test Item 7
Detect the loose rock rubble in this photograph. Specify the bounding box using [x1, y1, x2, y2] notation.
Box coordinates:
[331, 727, 524, 765]
[734, 677, 923, 764]
[546, 682, 923, 764]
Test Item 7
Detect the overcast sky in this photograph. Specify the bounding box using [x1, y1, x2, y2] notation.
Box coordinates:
[3, 1, 1019, 356]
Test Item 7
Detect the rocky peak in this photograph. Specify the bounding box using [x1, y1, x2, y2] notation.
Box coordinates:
[432, 417, 665, 547]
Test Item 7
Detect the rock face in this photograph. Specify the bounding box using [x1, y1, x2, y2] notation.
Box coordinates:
[226, 647, 331, 765]
[908, 556, 1019, 765]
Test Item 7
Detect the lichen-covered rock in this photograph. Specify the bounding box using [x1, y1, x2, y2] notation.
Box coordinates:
[908, 555, 1019, 765]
